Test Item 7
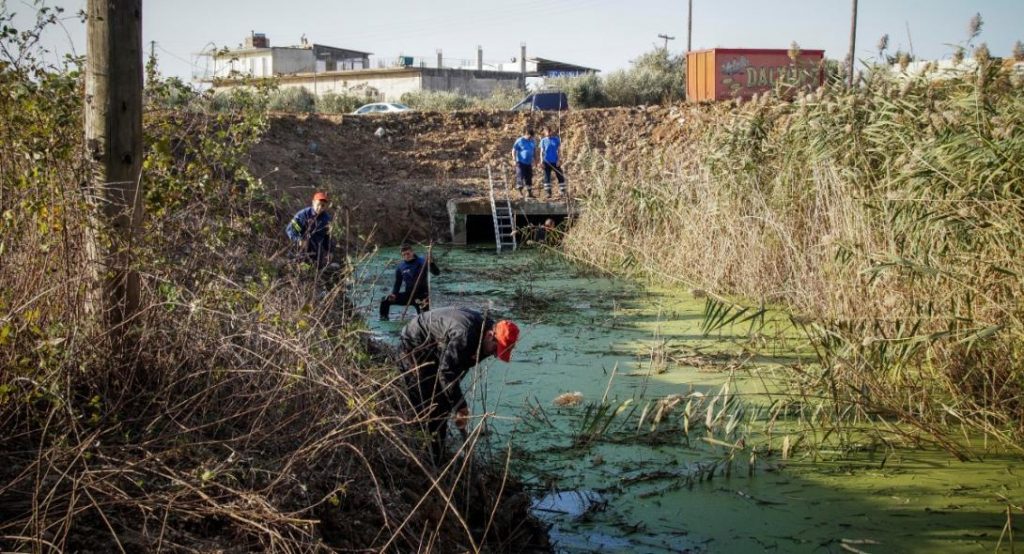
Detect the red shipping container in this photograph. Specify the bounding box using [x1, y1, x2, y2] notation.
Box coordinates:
[686, 48, 825, 102]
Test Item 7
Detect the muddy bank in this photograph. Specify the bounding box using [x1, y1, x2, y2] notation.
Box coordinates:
[248, 106, 697, 243]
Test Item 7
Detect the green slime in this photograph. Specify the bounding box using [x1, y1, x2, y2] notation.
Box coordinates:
[355, 246, 1022, 553]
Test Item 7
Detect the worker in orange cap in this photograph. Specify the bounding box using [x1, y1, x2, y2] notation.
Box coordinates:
[285, 191, 333, 267]
[398, 307, 520, 465]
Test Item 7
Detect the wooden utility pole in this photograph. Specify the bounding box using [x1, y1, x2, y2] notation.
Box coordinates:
[847, 0, 858, 86]
[687, 0, 693, 52]
[658, 34, 676, 51]
[84, 0, 144, 337]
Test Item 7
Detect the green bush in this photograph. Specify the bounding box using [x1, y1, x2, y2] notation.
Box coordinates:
[475, 86, 524, 110]
[399, 90, 473, 111]
[604, 49, 685, 106]
[547, 73, 608, 108]
[317, 92, 364, 114]
[267, 86, 316, 112]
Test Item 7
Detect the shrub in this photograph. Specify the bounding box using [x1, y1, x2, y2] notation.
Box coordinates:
[604, 49, 685, 106]
[317, 92, 364, 114]
[547, 73, 608, 108]
[399, 89, 473, 111]
[267, 86, 316, 112]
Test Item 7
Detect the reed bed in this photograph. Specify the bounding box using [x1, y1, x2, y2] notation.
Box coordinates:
[564, 60, 1024, 454]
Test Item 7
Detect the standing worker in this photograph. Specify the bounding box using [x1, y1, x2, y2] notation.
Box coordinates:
[513, 127, 538, 199]
[380, 244, 441, 321]
[398, 307, 520, 465]
[539, 126, 567, 199]
[285, 191, 333, 268]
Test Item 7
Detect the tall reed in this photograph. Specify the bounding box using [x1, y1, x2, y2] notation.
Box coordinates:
[564, 59, 1024, 453]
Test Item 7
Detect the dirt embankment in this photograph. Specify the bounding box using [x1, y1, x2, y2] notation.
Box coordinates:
[249, 106, 696, 244]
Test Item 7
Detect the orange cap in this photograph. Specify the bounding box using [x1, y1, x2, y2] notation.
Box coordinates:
[312, 191, 330, 202]
[493, 320, 519, 362]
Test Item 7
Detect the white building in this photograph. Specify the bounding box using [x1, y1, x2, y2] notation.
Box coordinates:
[211, 33, 371, 80]
[205, 33, 598, 102]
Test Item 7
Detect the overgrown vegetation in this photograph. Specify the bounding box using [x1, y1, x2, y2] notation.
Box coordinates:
[399, 87, 523, 112]
[548, 48, 685, 108]
[564, 39, 1024, 456]
[0, 6, 542, 551]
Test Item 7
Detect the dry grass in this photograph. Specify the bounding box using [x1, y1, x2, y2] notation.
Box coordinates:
[0, 12, 545, 549]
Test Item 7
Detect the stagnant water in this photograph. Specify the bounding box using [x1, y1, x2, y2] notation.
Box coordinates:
[355, 246, 1022, 553]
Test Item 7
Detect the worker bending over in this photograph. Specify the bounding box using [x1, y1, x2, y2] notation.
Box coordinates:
[398, 307, 520, 464]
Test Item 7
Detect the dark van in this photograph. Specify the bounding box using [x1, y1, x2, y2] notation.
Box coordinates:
[511, 91, 569, 112]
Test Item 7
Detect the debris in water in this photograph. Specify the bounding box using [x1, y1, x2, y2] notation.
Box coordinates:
[553, 391, 584, 407]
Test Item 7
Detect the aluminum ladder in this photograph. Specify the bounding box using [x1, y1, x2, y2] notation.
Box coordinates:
[488, 166, 517, 253]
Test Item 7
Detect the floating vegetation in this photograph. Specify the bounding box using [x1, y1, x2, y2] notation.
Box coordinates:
[553, 391, 584, 407]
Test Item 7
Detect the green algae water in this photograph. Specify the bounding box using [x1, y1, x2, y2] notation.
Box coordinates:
[355, 246, 1022, 553]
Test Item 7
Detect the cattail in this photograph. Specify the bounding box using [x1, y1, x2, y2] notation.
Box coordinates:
[952, 47, 965, 66]
[898, 52, 912, 72]
[876, 34, 890, 60]
[973, 43, 991, 64]
[967, 12, 984, 43]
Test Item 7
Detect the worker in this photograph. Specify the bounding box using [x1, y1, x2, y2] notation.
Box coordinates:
[536, 218, 557, 244]
[512, 127, 537, 199]
[539, 126, 567, 199]
[380, 244, 441, 321]
[285, 191, 333, 267]
[398, 307, 520, 465]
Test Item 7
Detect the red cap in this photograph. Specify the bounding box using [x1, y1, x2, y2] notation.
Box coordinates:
[493, 320, 519, 362]
[312, 191, 330, 202]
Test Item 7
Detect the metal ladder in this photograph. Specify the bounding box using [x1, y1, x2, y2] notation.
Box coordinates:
[488, 166, 517, 253]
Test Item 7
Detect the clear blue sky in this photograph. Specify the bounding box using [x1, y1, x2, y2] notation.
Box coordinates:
[15, 0, 1024, 81]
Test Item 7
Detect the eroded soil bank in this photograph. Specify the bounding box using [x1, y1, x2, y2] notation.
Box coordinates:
[249, 107, 694, 243]
[356, 246, 1022, 553]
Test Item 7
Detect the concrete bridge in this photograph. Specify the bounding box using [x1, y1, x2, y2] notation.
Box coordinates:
[447, 196, 580, 245]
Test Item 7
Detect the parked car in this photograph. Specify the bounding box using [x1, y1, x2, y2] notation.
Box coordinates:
[510, 91, 569, 112]
[352, 102, 412, 115]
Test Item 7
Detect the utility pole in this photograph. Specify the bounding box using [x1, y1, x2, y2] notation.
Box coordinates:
[687, 0, 693, 52]
[847, 0, 858, 87]
[658, 33, 676, 51]
[520, 42, 527, 90]
[149, 40, 155, 61]
[84, 0, 144, 339]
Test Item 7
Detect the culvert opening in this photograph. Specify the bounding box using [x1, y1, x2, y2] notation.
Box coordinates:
[464, 213, 570, 244]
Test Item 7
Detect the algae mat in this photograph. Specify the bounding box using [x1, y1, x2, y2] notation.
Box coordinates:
[355, 246, 1022, 553]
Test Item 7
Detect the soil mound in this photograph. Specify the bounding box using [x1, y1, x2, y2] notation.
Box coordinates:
[250, 106, 698, 243]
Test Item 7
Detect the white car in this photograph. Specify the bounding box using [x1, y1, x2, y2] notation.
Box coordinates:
[352, 102, 412, 115]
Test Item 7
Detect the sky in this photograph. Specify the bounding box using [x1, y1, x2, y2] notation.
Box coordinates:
[10, 0, 1024, 82]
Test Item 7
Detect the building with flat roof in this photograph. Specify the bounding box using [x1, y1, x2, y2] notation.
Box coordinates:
[205, 33, 598, 102]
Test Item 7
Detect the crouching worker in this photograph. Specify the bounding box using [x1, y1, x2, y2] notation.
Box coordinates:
[399, 307, 519, 465]
[380, 244, 440, 321]
[285, 191, 334, 268]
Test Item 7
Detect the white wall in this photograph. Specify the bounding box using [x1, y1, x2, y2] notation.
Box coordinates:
[277, 71, 422, 100]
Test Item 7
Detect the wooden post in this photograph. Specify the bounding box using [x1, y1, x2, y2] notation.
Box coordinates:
[84, 0, 144, 336]
[847, 0, 858, 87]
